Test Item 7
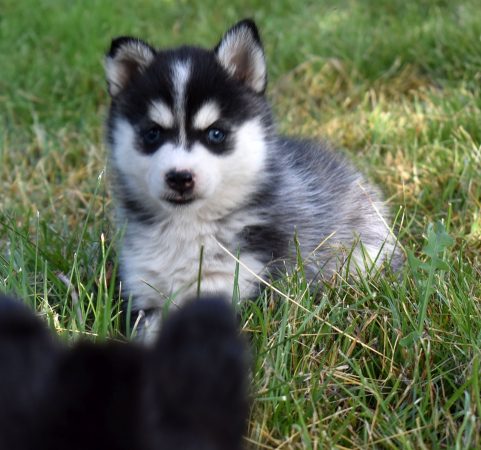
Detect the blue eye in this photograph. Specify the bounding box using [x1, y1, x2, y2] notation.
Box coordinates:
[142, 126, 163, 145]
[206, 128, 226, 144]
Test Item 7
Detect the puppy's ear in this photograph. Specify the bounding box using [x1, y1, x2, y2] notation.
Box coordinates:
[215, 19, 267, 94]
[153, 298, 249, 449]
[0, 295, 59, 449]
[105, 37, 156, 96]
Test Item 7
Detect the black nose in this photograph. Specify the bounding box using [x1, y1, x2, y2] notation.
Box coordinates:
[165, 170, 194, 194]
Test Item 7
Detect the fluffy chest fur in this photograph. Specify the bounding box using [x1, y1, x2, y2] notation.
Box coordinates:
[121, 210, 266, 311]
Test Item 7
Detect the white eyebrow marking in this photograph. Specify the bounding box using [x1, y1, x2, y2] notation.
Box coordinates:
[192, 101, 221, 130]
[149, 100, 174, 128]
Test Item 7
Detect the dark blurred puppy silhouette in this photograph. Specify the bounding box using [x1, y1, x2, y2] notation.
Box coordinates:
[0, 295, 248, 450]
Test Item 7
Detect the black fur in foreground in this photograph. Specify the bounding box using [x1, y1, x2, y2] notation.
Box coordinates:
[0, 294, 249, 450]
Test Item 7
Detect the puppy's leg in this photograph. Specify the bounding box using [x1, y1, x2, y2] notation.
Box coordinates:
[130, 308, 163, 344]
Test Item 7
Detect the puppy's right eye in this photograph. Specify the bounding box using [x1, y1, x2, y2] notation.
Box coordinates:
[206, 127, 226, 144]
[142, 126, 163, 146]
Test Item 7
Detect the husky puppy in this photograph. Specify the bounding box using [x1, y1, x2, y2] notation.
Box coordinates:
[105, 19, 402, 339]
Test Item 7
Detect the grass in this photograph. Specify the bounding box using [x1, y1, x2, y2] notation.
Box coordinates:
[1, 0, 481, 447]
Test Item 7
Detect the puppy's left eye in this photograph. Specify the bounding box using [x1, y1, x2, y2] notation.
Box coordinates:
[142, 126, 163, 145]
[206, 128, 226, 144]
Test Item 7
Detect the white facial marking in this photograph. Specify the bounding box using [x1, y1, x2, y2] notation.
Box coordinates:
[192, 101, 221, 130]
[171, 61, 191, 146]
[212, 119, 265, 206]
[111, 119, 152, 196]
[149, 101, 174, 128]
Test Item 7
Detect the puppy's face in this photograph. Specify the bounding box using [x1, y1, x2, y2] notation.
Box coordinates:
[106, 20, 271, 221]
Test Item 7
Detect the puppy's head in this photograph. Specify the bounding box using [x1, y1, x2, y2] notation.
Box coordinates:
[0, 295, 249, 450]
[105, 20, 272, 222]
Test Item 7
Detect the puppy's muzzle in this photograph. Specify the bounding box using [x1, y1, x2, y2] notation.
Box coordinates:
[165, 170, 194, 195]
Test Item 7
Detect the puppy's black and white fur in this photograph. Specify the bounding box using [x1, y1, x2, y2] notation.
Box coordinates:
[105, 19, 402, 339]
[0, 294, 248, 450]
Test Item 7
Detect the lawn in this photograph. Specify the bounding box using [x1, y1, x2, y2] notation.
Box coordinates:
[1, 0, 481, 448]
